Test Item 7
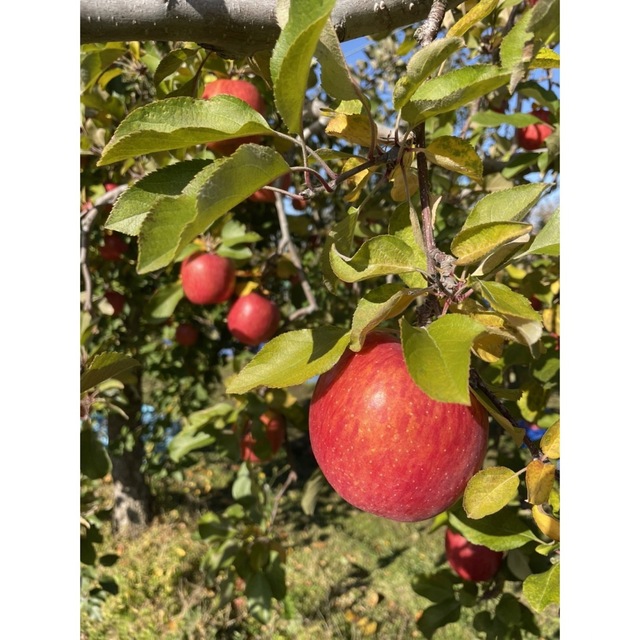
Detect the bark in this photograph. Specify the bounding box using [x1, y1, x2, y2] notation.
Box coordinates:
[107, 383, 154, 539]
[80, 0, 466, 58]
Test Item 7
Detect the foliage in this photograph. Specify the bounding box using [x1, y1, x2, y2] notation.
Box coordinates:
[81, 0, 560, 636]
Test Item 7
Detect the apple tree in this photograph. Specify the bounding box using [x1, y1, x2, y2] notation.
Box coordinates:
[81, 0, 560, 635]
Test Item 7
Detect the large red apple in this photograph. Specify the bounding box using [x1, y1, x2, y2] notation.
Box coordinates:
[227, 292, 280, 346]
[180, 251, 236, 305]
[202, 79, 266, 155]
[445, 528, 503, 582]
[308, 332, 489, 522]
[175, 322, 199, 347]
[99, 233, 128, 261]
[249, 173, 292, 204]
[240, 410, 286, 462]
[516, 109, 553, 151]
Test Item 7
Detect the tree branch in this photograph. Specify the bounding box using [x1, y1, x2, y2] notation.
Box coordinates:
[81, 0, 465, 58]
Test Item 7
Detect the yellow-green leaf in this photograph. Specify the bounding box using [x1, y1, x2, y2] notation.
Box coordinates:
[463, 467, 520, 519]
[81, 352, 141, 394]
[523, 563, 560, 613]
[316, 21, 360, 101]
[425, 136, 483, 183]
[226, 327, 350, 395]
[532, 505, 560, 541]
[326, 113, 376, 147]
[530, 47, 560, 69]
[526, 209, 559, 257]
[448, 0, 500, 38]
[452, 221, 532, 265]
[470, 387, 525, 446]
[525, 460, 555, 505]
[540, 420, 560, 459]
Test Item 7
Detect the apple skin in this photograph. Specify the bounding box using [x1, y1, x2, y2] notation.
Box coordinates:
[240, 410, 286, 462]
[180, 252, 236, 305]
[445, 528, 503, 582]
[202, 79, 266, 155]
[104, 290, 125, 316]
[175, 322, 199, 347]
[308, 332, 489, 522]
[99, 233, 128, 261]
[249, 173, 292, 203]
[517, 109, 553, 151]
[227, 292, 281, 346]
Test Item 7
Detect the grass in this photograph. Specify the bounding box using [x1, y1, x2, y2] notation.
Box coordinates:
[81, 459, 559, 640]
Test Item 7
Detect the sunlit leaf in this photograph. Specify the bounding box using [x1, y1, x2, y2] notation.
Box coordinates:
[226, 327, 350, 394]
[470, 387, 526, 446]
[401, 315, 485, 405]
[144, 281, 184, 321]
[526, 209, 559, 256]
[523, 564, 560, 612]
[425, 136, 483, 183]
[463, 467, 520, 519]
[326, 113, 375, 147]
[525, 460, 555, 505]
[540, 420, 560, 459]
[452, 221, 532, 265]
[448, 0, 500, 38]
[532, 505, 560, 541]
[81, 45, 127, 91]
[81, 352, 141, 393]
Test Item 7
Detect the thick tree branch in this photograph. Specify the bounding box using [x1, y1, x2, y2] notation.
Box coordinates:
[81, 0, 465, 58]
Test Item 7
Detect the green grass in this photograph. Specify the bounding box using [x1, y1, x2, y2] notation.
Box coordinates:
[81, 463, 559, 640]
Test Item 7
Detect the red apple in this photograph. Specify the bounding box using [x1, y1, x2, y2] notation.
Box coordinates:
[292, 198, 307, 211]
[516, 109, 553, 151]
[308, 332, 489, 522]
[202, 79, 266, 155]
[249, 173, 292, 204]
[99, 233, 128, 261]
[104, 183, 118, 192]
[180, 251, 236, 305]
[240, 410, 286, 462]
[227, 292, 281, 346]
[445, 528, 503, 582]
[104, 290, 125, 316]
[175, 322, 199, 347]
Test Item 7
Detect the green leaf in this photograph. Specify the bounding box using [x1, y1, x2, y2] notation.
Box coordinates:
[448, 507, 542, 552]
[530, 47, 560, 70]
[321, 207, 359, 291]
[81, 45, 127, 92]
[265, 552, 287, 600]
[301, 469, 327, 516]
[98, 96, 274, 165]
[270, 0, 336, 133]
[350, 284, 422, 352]
[316, 21, 360, 101]
[80, 428, 112, 479]
[523, 564, 560, 612]
[388, 204, 428, 288]
[412, 570, 457, 603]
[471, 111, 543, 127]
[451, 221, 532, 265]
[392, 37, 464, 110]
[461, 183, 550, 231]
[143, 282, 184, 322]
[197, 512, 235, 541]
[463, 467, 520, 519]
[105, 160, 210, 236]
[226, 326, 350, 394]
[476, 281, 543, 347]
[448, 0, 500, 38]
[169, 428, 217, 462]
[137, 145, 289, 273]
[246, 572, 273, 623]
[400, 315, 485, 405]
[329, 235, 419, 283]
[529, 0, 560, 45]
[402, 65, 510, 125]
[526, 209, 559, 256]
[81, 352, 141, 394]
[220, 219, 262, 246]
[416, 599, 461, 639]
[153, 47, 200, 89]
[425, 136, 483, 183]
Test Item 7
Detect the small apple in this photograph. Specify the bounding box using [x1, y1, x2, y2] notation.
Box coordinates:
[104, 183, 118, 192]
[202, 79, 266, 155]
[292, 198, 307, 211]
[175, 322, 199, 347]
[104, 290, 125, 316]
[308, 332, 489, 522]
[180, 251, 236, 305]
[529, 295, 543, 311]
[249, 173, 292, 204]
[227, 292, 281, 346]
[240, 410, 286, 462]
[99, 233, 128, 261]
[445, 528, 503, 582]
[517, 109, 554, 151]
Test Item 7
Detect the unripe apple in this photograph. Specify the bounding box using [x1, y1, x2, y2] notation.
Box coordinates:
[180, 251, 236, 305]
[227, 292, 281, 346]
[175, 322, 199, 347]
[202, 79, 266, 155]
[517, 109, 553, 151]
[445, 528, 503, 582]
[249, 173, 292, 204]
[308, 332, 489, 522]
[104, 290, 125, 316]
[240, 410, 286, 462]
[99, 233, 128, 261]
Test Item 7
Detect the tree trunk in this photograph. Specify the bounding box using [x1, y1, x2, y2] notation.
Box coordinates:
[107, 382, 153, 538]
